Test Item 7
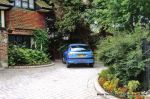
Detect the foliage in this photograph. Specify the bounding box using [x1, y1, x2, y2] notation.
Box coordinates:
[99, 68, 116, 80]
[114, 87, 127, 98]
[86, 0, 150, 31]
[103, 78, 119, 93]
[127, 80, 141, 99]
[57, 43, 68, 53]
[99, 69, 120, 93]
[102, 76, 118, 92]
[55, 8, 81, 33]
[99, 69, 110, 78]
[103, 81, 111, 91]
[8, 46, 50, 66]
[98, 77, 107, 86]
[33, 29, 49, 52]
[96, 27, 150, 84]
[51, 0, 90, 34]
[98, 69, 143, 99]
[127, 80, 140, 92]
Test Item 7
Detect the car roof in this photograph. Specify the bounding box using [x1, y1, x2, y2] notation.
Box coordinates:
[69, 44, 88, 47]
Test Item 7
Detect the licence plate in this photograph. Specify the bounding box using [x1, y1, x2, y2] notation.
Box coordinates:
[78, 54, 86, 57]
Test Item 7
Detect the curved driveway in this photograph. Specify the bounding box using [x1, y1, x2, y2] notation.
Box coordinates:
[0, 60, 105, 99]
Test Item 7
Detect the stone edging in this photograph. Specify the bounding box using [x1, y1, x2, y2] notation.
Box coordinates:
[7, 63, 55, 69]
[94, 75, 119, 99]
[145, 95, 150, 99]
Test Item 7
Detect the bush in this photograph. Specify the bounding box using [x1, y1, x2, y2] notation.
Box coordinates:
[33, 29, 49, 52]
[99, 68, 116, 80]
[96, 27, 150, 84]
[8, 46, 51, 66]
[127, 80, 141, 99]
[127, 80, 140, 92]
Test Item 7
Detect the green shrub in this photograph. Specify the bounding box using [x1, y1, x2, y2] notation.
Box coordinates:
[99, 69, 110, 79]
[33, 29, 49, 52]
[127, 80, 140, 92]
[8, 46, 50, 66]
[96, 27, 150, 84]
[127, 80, 140, 99]
[99, 68, 116, 80]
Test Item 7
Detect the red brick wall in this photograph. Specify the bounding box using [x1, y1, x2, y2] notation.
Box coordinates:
[6, 8, 46, 35]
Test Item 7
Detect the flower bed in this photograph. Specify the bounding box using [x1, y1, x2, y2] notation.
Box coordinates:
[98, 69, 145, 99]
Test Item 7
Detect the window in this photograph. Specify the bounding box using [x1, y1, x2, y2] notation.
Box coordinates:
[70, 45, 91, 52]
[9, 35, 31, 48]
[15, 0, 21, 7]
[22, 0, 28, 8]
[14, 0, 34, 9]
[29, 0, 34, 9]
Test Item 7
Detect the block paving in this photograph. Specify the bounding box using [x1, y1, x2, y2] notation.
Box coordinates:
[0, 60, 106, 99]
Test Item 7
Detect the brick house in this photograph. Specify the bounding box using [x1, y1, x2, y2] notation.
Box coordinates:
[0, 0, 52, 68]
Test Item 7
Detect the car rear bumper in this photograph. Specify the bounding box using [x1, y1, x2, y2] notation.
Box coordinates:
[67, 58, 94, 64]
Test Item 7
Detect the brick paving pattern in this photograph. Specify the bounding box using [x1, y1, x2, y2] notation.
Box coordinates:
[0, 60, 106, 99]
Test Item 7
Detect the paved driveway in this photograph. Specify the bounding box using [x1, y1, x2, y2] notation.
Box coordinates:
[0, 60, 106, 99]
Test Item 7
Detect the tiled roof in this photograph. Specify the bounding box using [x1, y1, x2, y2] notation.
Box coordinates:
[0, 0, 11, 5]
[36, 0, 52, 9]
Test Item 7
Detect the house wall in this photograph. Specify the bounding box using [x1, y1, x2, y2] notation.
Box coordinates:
[6, 8, 47, 35]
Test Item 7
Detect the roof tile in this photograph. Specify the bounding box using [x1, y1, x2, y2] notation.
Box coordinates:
[0, 0, 11, 5]
[36, 0, 51, 9]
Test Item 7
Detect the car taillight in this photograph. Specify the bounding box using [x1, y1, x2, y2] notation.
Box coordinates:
[68, 53, 73, 56]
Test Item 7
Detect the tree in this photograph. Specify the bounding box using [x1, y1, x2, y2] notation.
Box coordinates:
[48, 0, 91, 35]
[85, 0, 150, 31]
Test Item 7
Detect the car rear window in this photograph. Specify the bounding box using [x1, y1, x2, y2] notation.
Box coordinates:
[70, 45, 91, 52]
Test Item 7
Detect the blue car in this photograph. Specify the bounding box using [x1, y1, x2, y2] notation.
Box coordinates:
[62, 44, 94, 68]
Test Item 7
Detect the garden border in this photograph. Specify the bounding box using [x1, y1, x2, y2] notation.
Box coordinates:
[94, 75, 119, 99]
[7, 62, 55, 69]
[94, 75, 150, 99]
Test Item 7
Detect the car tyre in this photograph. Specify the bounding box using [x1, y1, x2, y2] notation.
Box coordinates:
[67, 63, 71, 68]
[89, 63, 94, 67]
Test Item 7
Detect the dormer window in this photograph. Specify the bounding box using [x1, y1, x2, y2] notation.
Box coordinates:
[14, 0, 34, 9]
